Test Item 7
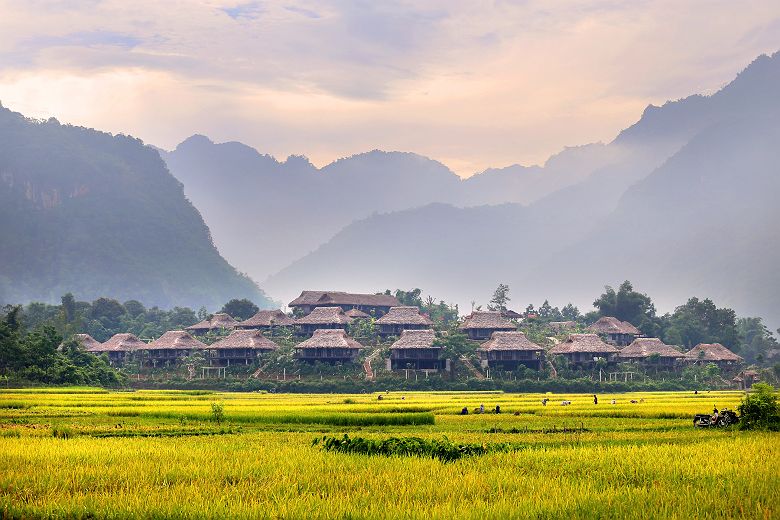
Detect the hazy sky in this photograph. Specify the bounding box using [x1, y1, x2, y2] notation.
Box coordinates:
[1, 1, 779, 176]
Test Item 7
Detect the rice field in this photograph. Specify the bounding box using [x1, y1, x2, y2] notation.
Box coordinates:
[0, 388, 777, 519]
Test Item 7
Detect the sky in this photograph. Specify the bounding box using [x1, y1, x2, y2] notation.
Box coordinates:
[1, 1, 779, 176]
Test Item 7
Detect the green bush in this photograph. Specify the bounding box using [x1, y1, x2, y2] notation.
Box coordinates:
[738, 383, 780, 431]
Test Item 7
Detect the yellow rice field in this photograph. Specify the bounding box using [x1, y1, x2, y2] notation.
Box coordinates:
[0, 389, 777, 519]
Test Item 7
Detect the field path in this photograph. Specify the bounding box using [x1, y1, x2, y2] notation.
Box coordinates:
[546, 337, 559, 378]
[460, 355, 485, 380]
[363, 348, 383, 380]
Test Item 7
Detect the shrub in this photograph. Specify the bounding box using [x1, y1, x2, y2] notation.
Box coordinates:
[738, 383, 780, 431]
[210, 401, 225, 424]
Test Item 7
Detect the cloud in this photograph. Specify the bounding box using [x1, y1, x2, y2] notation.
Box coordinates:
[221, 2, 265, 20]
[0, 0, 779, 175]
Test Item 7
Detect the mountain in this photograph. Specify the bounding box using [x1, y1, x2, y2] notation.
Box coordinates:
[162, 135, 623, 282]
[263, 52, 780, 325]
[0, 106, 273, 310]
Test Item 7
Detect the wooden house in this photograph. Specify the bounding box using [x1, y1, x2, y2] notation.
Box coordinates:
[235, 309, 295, 331]
[208, 329, 278, 366]
[685, 343, 743, 368]
[387, 329, 447, 371]
[144, 330, 208, 367]
[458, 311, 516, 340]
[185, 313, 238, 335]
[587, 316, 642, 346]
[84, 333, 145, 366]
[549, 333, 619, 367]
[295, 307, 353, 335]
[294, 329, 363, 364]
[375, 306, 433, 337]
[289, 291, 399, 316]
[618, 338, 687, 367]
[478, 331, 544, 370]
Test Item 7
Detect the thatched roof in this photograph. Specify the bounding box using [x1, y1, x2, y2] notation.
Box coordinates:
[686, 343, 743, 362]
[209, 329, 279, 351]
[549, 334, 620, 355]
[186, 313, 238, 332]
[295, 329, 363, 350]
[390, 329, 437, 350]
[295, 306, 353, 326]
[148, 330, 208, 350]
[479, 331, 543, 352]
[459, 311, 516, 331]
[289, 291, 399, 308]
[88, 333, 146, 353]
[376, 306, 433, 326]
[619, 338, 685, 359]
[502, 310, 523, 319]
[75, 334, 103, 352]
[345, 308, 371, 319]
[588, 316, 642, 335]
[237, 309, 294, 328]
[549, 321, 576, 330]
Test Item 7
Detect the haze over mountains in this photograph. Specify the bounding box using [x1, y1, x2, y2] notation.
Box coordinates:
[0, 106, 273, 310]
[253, 52, 778, 322]
[1, 51, 777, 327]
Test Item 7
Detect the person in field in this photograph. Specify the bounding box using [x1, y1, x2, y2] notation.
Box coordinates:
[495, 404, 501, 414]
[460, 406, 469, 415]
[480, 403, 485, 414]
[712, 406, 719, 424]
[593, 395, 598, 405]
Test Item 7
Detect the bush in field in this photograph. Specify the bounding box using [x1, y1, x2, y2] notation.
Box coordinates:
[738, 383, 780, 431]
[314, 434, 493, 462]
[210, 401, 225, 424]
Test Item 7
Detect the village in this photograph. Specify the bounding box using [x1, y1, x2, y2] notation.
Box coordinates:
[76, 290, 755, 388]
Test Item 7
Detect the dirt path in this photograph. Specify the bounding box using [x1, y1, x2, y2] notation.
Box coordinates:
[460, 355, 485, 380]
[363, 348, 383, 380]
[546, 337, 559, 378]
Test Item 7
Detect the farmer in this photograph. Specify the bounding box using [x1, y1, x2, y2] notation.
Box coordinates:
[593, 394, 598, 405]
[460, 406, 469, 415]
[480, 403, 485, 414]
[711, 406, 719, 424]
[495, 404, 501, 414]
[611, 399, 616, 405]
[542, 398, 548, 406]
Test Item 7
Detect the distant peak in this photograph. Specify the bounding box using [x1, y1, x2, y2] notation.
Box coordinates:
[175, 134, 214, 151]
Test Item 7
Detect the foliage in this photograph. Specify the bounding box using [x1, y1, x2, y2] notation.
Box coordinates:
[314, 434, 495, 462]
[387, 289, 459, 325]
[210, 402, 225, 424]
[0, 306, 124, 386]
[487, 283, 511, 312]
[663, 297, 738, 350]
[220, 299, 259, 321]
[737, 383, 780, 431]
[593, 281, 659, 334]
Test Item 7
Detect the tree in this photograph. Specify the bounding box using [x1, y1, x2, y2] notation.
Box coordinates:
[561, 303, 581, 321]
[593, 281, 657, 332]
[220, 299, 259, 321]
[392, 289, 423, 308]
[664, 297, 738, 349]
[90, 298, 126, 330]
[488, 284, 511, 312]
[737, 317, 778, 365]
[123, 300, 146, 318]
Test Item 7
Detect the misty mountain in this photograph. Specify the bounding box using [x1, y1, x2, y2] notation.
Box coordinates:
[0, 106, 273, 310]
[263, 52, 780, 325]
[162, 132, 622, 282]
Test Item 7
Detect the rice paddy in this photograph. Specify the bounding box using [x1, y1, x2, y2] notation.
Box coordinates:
[0, 388, 777, 519]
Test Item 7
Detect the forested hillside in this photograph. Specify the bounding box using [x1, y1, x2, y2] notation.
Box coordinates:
[0, 106, 273, 310]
